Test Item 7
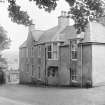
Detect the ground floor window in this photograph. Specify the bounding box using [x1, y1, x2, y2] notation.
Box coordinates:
[26, 64, 29, 72]
[47, 66, 58, 77]
[71, 70, 77, 80]
[71, 51, 77, 60]
[38, 66, 41, 79]
[70, 68, 78, 81]
[32, 65, 34, 76]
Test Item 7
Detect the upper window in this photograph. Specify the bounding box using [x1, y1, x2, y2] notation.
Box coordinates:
[38, 45, 41, 57]
[53, 43, 58, 59]
[71, 40, 78, 60]
[26, 48, 28, 57]
[48, 44, 52, 59]
[47, 43, 58, 60]
[31, 47, 34, 56]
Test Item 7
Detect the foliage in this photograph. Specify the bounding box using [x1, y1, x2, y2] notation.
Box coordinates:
[0, 54, 7, 67]
[0, 26, 11, 51]
[67, 0, 105, 33]
[5, 0, 105, 33]
[8, 0, 33, 26]
[29, 0, 58, 12]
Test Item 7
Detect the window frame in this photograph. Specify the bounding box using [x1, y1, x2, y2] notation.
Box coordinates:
[26, 63, 29, 73]
[38, 45, 41, 58]
[38, 66, 41, 79]
[71, 40, 78, 61]
[32, 65, 34, 76]
[47, 44, 53, 59]
[47, 42, 58, 60]
[31, 47, 34, 57]
[47, 67, 58, 77]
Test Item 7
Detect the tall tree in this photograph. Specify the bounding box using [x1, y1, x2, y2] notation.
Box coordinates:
[4, 0, 105, 33]
[67, 0, 105, 33]
[0, 26, 10, 51]
[0, 25, 10, 74]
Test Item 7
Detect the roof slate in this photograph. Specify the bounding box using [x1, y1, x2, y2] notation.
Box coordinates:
[38, 25, 78, 43]
[38, 26, 60, 43]
[31, 30, 44, 41]
[60, 26, 77, 40]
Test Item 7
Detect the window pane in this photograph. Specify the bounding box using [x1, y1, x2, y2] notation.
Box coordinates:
[26, 64, 29, 72]
[32, 47, 34, 56]
[47, 70, 50, 77]
[38, 46, 41, 57]
[53, 51, 57, 59]
[72, 69, 76, 80]
[38, 67, 41, 79]
[26, 48, 28, 57]
[72, 51, 77, 59]
[32, 65, 34, 76]
[48, 52, 52, 59]
[48, 45, 52, 51]
[52, 69, 55, 77]
[53, 43, 57, 51]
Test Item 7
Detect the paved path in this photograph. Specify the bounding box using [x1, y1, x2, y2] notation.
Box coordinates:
[0, 97, 32, 105]
[0, 84, 105, 105]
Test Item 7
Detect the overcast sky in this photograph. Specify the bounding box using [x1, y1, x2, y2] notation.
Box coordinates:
[0, 0, 71, 53]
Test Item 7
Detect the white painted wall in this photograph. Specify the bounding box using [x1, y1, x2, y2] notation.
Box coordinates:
[90, 22, 105, 43]
[92, 44, 105, 86]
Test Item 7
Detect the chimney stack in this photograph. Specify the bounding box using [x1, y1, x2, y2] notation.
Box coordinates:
[58, 11, 69, 27]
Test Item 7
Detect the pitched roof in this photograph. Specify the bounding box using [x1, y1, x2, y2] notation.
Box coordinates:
[31, 30, 44, 41]
[38, 25, 78, 43]
[38, 26, 60, 43]
[19, 41, 27, 49]
[60, 26, 77, 40]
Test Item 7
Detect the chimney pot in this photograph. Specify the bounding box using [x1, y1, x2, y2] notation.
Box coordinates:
[58, 11, 69, 26]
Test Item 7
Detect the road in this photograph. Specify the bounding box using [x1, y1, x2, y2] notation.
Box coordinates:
[0, 84, 105, 105]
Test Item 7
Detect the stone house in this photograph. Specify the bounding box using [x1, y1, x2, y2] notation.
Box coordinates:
[19, 11, 105, 87]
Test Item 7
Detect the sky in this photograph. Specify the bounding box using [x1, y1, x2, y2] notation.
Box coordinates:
[0, 0, 71, 53]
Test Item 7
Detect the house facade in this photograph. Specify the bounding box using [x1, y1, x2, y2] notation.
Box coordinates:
[19, 11, 105, 87]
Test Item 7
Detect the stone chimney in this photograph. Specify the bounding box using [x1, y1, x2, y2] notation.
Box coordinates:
[28, 24, 35, 32]
[58, 11, 69, 27]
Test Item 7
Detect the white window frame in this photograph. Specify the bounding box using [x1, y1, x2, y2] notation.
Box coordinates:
[53, 42, 58, 60]
[47, 42, 58, 60]
[71, 40, 78, 61]
[38, 45, 41, 57]
[47, 44, 53, 59]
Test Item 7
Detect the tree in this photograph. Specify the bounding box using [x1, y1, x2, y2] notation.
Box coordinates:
[0, 25, 11, 51]
[4, 0, 105, 33]
[8, 0, 33, 26]
[0, 25, 10, 72]
[67, 0, 105, 33]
